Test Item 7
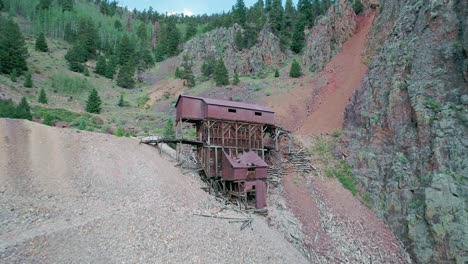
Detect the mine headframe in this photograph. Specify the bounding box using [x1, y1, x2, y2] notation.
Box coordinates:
[174, 95, 279, 209]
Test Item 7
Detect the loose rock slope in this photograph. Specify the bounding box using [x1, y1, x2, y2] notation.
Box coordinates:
[0, 119, 307, 264]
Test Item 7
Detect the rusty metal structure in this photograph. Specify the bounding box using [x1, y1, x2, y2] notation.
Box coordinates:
[174, 95, 278, 209]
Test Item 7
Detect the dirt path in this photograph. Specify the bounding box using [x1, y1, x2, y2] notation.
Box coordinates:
[0, 119, 307, 264]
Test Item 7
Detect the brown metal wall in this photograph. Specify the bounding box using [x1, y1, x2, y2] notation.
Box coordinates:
[206, 105, 274, 125]
[176, 97, 204, 121]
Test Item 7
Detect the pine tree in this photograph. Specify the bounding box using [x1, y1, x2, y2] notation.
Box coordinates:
[175, 67, 182, 78]
[291, 19, 306, 53]
[270, 0, 284, 34]
[0, 17, 29, 74]
[77, 18, 99, 60]
[136, 23, 147, 41]
[180, 55, 195, 87]
[15, 97, 32, 120]
[353, 0, 364, 14]
[117, 93, 125, 107]
[235, 30, 245, 50]
[36, 0, 52, 10]
[289, 59, 303, 78]
[64, 23, 76, 43]
[85, 88, 102, 114]
[117, 35, 134, 66]
[65, 44, 86, 72]
[185, 21, 197, 41]
[282, 0, 295, 49]
[201, 58, 215, 79]
[58, 0, 74, 11]
[38, 88, 48, 104]
[165, 19, 180, 57]
[24, 72, 33, 87]
[95, 56, 107, 76]
[233, 70, 240, 85]
[135, 43, 155, 81]
[232, 0, 247, 27]
[214, 59, 229, 86]
[117, 62, 135, 89]
[105, 55, 118, 79]
[10, 69, 17, 82]
[297, 0, 314, 27]
[0, 0, 4, 11]
[35, 32, 49, 52]
[114, 20, 123, 31]
[163, 119, 175, 139]
[275, 68, 280, 77]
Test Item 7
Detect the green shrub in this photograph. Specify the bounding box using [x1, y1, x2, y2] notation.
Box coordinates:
[289, 60, 302, 78]
[331, 129, 342, 138]
[38, 88, 48, 104]
[163, 119, 175, 139]
[325, 161, 358, 195]
[85, 88, 102, 114]
[15, 97, 32, 120]
[24, 72, 33, 88]
[0, 99, 17, 118]
[115, 126, 124, 137]
[10, 69, 17, 82]
[35, 32, 49, 52]
[137, 93, 150, 107]
[425, 98, 442, 113]
[33, 107, 82, 123]
[362, 193, 371, 208]
[274, 69, 280, 78]
[352, 0, 364, 14]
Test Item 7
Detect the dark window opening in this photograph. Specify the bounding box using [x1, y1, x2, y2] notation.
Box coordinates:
[228, 108, 237, 113]
[248, 167, 255, 171]
[255, 112, 262, 116]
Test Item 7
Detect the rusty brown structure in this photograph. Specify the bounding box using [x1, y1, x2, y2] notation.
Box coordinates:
[174, 95, 277, 209]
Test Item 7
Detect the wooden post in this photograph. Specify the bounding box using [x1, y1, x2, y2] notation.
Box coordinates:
[215, 146, 218, 177]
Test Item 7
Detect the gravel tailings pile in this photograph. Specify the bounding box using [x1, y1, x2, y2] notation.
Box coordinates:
[0, 119, 307, 263]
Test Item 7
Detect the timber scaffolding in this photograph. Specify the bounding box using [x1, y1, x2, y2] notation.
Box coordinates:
[141, 95, 319, 210]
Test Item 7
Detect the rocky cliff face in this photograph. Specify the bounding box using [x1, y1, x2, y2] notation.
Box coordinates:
[182, 23, 287, 76]
[302, 0, 356, 72]
[344, 0, 467, 263]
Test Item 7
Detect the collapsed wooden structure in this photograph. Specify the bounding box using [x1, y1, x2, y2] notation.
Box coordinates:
[173, 95, 281, 209]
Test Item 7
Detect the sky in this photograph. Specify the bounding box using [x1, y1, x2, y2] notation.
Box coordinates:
[117, 0, 298, 16]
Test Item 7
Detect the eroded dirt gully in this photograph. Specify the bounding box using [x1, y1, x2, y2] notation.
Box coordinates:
[278, 11, 411, 263]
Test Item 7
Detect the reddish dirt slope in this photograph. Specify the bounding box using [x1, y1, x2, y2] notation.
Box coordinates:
[279, 11, 409, 263]
[298, 13, 374, 135]
[268, 12, 375, 135]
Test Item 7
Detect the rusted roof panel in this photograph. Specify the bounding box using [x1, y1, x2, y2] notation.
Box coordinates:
[175, 95, 274, 113]
[223, 151, 268, 169]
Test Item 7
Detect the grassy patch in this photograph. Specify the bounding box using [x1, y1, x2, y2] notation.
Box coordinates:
[325, 161, 358, 195]
[311, 135, 359, 196]
[32, 106, 104, 131]
[425, 98, 442, 113]
[47, 73, 95, 95]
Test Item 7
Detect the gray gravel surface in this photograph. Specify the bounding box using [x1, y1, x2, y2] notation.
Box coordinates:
[0, 119, 307, 264]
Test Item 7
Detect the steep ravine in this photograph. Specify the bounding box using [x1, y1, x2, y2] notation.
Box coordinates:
[344, 0, 468, 263]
